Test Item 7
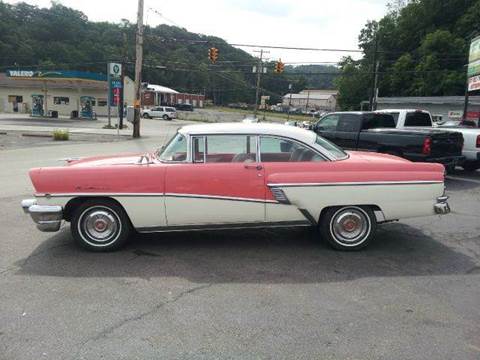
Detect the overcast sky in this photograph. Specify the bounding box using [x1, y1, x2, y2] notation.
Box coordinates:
[6, 0, 389, 64]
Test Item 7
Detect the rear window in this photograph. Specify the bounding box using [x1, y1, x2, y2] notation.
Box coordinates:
[166, 107, 176, 112]
[362, 114, 396, 130]
[405, 112, 432, 126]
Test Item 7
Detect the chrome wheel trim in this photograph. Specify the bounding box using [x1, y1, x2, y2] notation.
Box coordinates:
[329, 207, 371, 247]
[77, 206, 122, 247]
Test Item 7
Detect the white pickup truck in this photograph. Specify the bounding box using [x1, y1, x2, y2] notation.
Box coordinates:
[376, 109, 480, 171]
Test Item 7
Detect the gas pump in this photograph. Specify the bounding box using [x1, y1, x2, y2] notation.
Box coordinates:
[80, 96, 96, 119]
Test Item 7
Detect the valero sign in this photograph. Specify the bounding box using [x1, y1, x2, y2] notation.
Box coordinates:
[6, 70, 106, 82]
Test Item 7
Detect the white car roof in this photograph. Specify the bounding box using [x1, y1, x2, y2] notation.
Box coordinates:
[179, 122, 317, 144]
[376, 109, 429, 113]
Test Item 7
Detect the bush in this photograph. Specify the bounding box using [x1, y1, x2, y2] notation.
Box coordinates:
[52, 129, 69, 141]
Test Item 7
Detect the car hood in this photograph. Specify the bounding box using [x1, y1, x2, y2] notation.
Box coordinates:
[64, 153, 148, 167]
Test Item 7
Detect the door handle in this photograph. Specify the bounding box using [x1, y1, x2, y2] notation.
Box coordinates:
[244, 164, 263, 170]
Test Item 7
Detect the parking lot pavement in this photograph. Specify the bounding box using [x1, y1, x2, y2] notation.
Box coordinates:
[1, 138, 480, 359]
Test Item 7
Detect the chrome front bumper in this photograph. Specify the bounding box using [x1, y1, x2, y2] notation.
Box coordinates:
[21, 199, 63, 232]
[434, 196, 450, 215]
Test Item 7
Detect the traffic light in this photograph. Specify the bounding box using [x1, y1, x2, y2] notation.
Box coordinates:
[274, 59, 285, 73]
[209, 47, 219, 64]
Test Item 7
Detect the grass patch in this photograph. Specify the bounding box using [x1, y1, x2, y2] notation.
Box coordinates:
[52, 129, 69, 141]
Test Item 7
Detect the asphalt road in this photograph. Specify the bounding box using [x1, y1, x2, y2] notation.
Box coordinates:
[0, 124, 480, 359]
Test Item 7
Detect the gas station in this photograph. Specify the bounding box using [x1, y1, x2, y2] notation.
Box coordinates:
[0, 70, 135, 119]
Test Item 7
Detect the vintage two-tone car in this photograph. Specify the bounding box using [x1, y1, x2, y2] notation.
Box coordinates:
[21, 123, 450, 252]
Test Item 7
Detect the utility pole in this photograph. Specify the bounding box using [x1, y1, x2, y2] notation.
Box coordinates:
[132, 0, 144, 138]
[372, 60, 380, 111]
[369, 35, 379, 111]
[287, 83, 293, 121]
[253, 49, 269, 117]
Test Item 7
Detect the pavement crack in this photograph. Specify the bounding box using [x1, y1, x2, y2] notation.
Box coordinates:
[73, 283, 212, 357]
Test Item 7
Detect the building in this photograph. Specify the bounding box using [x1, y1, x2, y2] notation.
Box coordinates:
[282, 89, 337, 111]
[375, 96, 480, 122]
[141, 83, 205, 108]
[0, 70, 135, 117]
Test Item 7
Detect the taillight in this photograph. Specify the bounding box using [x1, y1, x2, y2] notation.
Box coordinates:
[477, 135, 480, 148]
[423, 137, 432, 155]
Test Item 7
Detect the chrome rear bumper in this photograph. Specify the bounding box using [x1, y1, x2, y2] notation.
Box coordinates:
[434, 196, 450, 215]
[21, 199, 63, 232]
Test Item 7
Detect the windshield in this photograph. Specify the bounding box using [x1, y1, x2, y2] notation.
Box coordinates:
[315, 135, 348, 160]
[158, 133, 187, 161]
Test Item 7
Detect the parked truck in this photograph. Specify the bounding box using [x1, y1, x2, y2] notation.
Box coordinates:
[376, 109, 480, 171]
[312, 112, 464, 170]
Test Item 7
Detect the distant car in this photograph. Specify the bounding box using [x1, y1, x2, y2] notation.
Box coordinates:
[242, 115, 259, 123]
[22, 123, 450, 252]
[284, 121, 298, 127]
[142, 106, 177, 120]
[175, 103, 194, 111]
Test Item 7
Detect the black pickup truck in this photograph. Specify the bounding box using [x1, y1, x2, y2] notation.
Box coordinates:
[312, 112, 464, 168]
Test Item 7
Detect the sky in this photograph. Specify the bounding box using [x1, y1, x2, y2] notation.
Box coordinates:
[5, 0, 390, 64]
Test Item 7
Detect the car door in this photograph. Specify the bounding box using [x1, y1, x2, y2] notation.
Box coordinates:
[335, 114, 361, 149]
[164, 134, 266, 226]
[314, 114, 340, 143]
[152, 107, 162, 118]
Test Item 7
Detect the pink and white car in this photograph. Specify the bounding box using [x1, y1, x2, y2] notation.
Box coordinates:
[21, 123, 450, 252]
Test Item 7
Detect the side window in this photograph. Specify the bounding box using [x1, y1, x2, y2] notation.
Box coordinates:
[317, 114, 340, 131]
[405, 112, 432, 126]
[337, 114, 361, 132]
[362, 114, 396, 129]
[260, 136, 324, 162]
[193, 135, 257, 163]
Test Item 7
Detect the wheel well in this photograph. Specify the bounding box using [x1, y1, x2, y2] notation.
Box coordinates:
[63, 196, 128, 222]
[318, 204, 382, 224]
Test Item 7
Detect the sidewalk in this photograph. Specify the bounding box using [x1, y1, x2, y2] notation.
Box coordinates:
[0, 113, 196, 137]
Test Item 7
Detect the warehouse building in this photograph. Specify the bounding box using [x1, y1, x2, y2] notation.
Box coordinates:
[0, 70, 135, 117]
[375, 96, 480, 122]
[282, 89, 337, 112]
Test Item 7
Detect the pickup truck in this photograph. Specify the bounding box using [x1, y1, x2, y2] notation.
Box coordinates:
[312, 112, 464, 168]
[377, 109, 480, 171]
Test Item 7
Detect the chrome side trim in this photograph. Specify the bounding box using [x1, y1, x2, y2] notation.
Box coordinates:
[137, 220, 311, 233]
[165, 193, 277, 203]
[267, 180, 443, 188]
[269, 188, 290, 204]
[34, 192, 278, 204]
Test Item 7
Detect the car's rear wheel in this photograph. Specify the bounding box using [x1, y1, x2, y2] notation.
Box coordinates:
[143, 113, 150, 119]
[162, 114, 169, 120]
[71, 199, 131, 252]
[319, 206, 376, 251]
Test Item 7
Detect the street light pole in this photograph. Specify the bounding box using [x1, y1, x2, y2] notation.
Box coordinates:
[253, 49, 263, 117]
[133, 0, 144, 138]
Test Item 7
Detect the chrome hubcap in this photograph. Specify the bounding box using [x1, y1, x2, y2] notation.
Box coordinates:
[331, 208, 369, 244]
[84, 210, 118, 242]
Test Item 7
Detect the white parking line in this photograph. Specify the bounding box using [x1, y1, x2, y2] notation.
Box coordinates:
[446, 175, 480, 184]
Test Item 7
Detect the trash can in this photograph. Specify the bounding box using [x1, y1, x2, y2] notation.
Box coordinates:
[71, 110, 78, 119]
[51, 111, 58, 118]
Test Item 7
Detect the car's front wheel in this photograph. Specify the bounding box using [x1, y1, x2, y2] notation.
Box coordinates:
[319, 206, 376, 251]
[71, 199, 131, 252]
[143, 113, 151, 119]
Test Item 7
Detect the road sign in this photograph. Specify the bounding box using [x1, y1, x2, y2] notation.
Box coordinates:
[109, 63, 122, 78]
[468, 75, 480, 92]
